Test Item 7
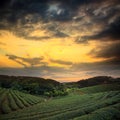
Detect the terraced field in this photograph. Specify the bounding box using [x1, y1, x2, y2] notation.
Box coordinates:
[0, 84, 120, 120]
[0, 88, 44, 114]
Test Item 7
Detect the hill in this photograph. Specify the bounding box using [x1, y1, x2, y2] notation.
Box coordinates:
[0, 75, 68, 97]
[0, 75, 120, 120]
[0, 84, 120, 120]
[66, 76, 120, 88]
[77, 76, 120, 87]
[71, 84, 120, 95]
[1, 75, 120, 97]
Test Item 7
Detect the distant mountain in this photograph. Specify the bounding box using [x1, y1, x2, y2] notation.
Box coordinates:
[65, 76, 120, 88]
[78, 76, 120, 88]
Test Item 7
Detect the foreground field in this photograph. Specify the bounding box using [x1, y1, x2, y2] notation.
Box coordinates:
[0, 84, 120, 120]
[0, 88, 44, 114]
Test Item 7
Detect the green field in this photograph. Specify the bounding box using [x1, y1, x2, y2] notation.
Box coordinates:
[71, 84, 120, 94]
[0, 87, 44, 114]
[0, 84, 120, 120]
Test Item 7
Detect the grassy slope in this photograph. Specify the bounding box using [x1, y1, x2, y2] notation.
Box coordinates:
[0, 88, 45, 114]
[0, 84, 120, 120]
[72, 84, 120, 94]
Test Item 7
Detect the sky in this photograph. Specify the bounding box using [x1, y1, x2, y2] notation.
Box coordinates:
[0, 0, 120, 82]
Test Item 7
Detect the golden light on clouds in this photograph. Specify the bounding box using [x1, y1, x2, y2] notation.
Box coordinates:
[0, 30, 106, 69]
[0, 55, 22, 68]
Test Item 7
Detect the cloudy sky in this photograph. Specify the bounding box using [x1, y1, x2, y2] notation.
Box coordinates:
[0, 0, 120, 82]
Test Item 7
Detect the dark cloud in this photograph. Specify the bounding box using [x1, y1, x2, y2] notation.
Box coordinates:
[87, 42, 120, 70]
[79, 17, 120, 43]
[21, 36, 50, 41]
[72, 39, 120, 72]
[0, 59, 119, 82]
[54, 30, 69, 38]
[0, 0, 119, 41]
[7, 54, 73, 68]
[0, 0, 11, 9]
[0, 0, 119, 22]
[0, 65, 68, 80]
[75, 36, 89, 44]
[6, 54, 27, 67]
[72, 60, 120, 72]
[0, 0, 108, 27]
[87, 1, 120, 21]
[6, 54, 45, 67]
[50, 59, 73, 65]
[46, 23, 69, 38]
[89, 42, 120, 60]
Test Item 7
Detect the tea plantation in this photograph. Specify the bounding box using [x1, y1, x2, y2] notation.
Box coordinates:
[0, 84, 120, 120]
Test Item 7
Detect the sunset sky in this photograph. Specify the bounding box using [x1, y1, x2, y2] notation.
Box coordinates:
[0, 0, 120, 82]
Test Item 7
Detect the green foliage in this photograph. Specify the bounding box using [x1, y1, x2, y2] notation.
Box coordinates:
[44, 89, 68, 97]
[73, 107, 120, 120]
[0, 75, 67, 97]
[0, 88, 45, 114]
[0, 77, 120, 120]
[0, 89, 120, 120]
[7, 91, 18, 111]
[1, 101, 11, 114]
[72, 84, 120, 94]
